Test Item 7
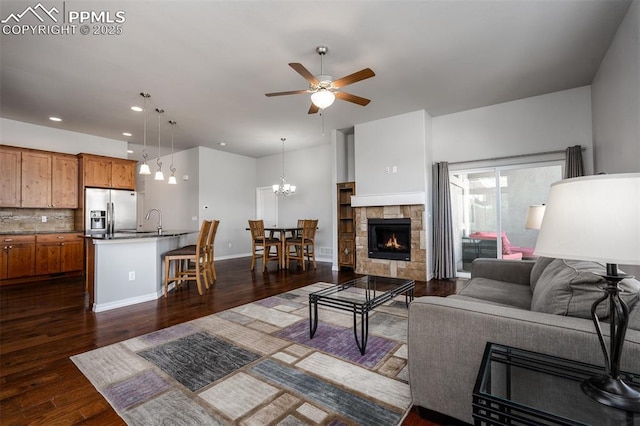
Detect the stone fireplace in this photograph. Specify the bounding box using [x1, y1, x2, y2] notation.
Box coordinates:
[355, 204, 426, 281]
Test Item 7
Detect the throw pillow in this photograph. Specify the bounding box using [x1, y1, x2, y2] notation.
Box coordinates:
[529, 256, 555, 292]
[530, 259, 640, 319]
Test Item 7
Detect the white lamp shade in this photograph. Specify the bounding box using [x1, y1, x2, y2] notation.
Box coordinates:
[534, 173, 640, 265]
[154, 170, 165, 181]
[311, 90, 335, 109]
[139, 163, 151, 175]
[168, 175, 177, 185]
[525, 205, 546, 230]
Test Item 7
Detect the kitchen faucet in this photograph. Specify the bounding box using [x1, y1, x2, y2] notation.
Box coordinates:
[145, 208, 162, 234]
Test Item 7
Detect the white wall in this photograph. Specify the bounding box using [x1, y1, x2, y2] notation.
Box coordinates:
[198, 147, 257, 258]
[354, 110, 428, 196]
[592, 0, 640, 174]
[0, 118, 128, 157]
[591, 0, 640, 278]
[432, 86, 594, 174]
[256, 144, 333, 260]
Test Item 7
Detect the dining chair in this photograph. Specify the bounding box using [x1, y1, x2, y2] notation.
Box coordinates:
[204, 220, 220, 285]
[285, 219, 318, 270]
[248, 219, 281, 272]
[162, 219, 212, 297]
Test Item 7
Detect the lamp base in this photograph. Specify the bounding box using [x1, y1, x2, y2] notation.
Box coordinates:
[581, 375, 640, 412]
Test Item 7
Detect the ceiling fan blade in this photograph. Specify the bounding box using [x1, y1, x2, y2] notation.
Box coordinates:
[289, 63, 319, 85]
[265, 90, 309, 97]
[335, 91, 371, 106]
[308, 103, 320, 114]
[332, 68, 375, 88]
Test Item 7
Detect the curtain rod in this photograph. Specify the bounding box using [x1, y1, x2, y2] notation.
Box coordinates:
[447, 146, 585, 166]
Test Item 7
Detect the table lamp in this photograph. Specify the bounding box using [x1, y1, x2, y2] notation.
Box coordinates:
[524, 204, 546, 230]
[534, 173, 640, 412]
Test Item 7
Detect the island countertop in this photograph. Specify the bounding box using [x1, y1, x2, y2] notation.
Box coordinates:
[86, 230, 193, 241]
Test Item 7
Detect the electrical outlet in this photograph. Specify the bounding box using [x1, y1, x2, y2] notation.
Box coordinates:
[392, 166, 398, 173]
[41, 216, 47, 222]
[128, 271, 135, 280]
[228, 242, 232, 248]
[385, 166, 390, 174]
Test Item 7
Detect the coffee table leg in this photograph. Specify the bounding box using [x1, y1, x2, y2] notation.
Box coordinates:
[309, 298, 319, 339]
[353, 307, 369, 355]
[405, 287, 414, 307]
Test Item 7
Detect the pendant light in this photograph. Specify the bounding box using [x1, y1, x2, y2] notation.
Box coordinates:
[272, 138, 296, 196]
[167, 120, 177, 185]
[138, 92, 151, 175]
[154, 108, 165, 181]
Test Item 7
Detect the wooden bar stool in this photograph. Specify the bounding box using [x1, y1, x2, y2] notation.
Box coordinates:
[286, 219, 318, 270]
[248, 219, 281, 272]
[163, 220, 212, 297]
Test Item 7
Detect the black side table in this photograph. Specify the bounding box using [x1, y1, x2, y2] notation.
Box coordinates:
[473, 343, 640, 425]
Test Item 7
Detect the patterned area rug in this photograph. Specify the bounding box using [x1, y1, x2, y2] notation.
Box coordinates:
[71, 283, 412, 425]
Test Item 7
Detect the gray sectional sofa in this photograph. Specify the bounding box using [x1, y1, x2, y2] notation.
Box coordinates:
[407, 257, 640, 424]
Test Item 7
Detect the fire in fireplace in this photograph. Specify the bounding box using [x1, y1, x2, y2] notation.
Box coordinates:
[368, 218, 411, 261]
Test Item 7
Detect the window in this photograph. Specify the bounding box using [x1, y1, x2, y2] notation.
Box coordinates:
[450, 162, 563, 274]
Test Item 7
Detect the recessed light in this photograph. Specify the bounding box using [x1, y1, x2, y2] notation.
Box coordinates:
[219, 142, 226, 147]
[123, 132, 132, 137]
[131, 106, 143, 112]
[127, 149, 134, 154]
[49, 116, 62, 122]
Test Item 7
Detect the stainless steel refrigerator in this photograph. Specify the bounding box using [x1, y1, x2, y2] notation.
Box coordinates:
[85, 188, 137, 233]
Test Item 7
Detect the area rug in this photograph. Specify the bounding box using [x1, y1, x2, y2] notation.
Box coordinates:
[71, 282, 412, 425]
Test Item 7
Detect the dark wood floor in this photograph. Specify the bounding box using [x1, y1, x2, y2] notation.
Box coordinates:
[0, 257, 465, 425]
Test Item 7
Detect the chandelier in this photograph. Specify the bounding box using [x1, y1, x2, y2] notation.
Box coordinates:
[273, 138, 296, 196]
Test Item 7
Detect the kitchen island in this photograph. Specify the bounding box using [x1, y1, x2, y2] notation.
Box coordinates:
[85, 231, 193, 312]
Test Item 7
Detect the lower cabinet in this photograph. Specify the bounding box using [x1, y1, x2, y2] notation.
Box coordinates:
[0, 235, 36, 280]
[35, 233, 84, 275]
[0, 233, 83, 285]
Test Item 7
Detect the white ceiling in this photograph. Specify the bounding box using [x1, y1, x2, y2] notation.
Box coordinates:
[0, 0, 631, 159]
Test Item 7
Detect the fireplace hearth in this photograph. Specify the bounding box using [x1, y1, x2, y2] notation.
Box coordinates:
[368, 218, 411, 261]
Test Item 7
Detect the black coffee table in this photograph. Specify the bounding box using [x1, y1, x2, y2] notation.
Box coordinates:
[308, 276, 414, 355]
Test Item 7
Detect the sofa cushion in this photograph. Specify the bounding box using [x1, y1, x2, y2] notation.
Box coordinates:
[531, 259, 640, 319]
[456, 278, 532, 310]
[629, 305, 640, 331]
[530, 256, 555, 292]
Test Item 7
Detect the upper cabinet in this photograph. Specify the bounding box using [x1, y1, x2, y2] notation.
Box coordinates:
[0, 147, 22, 207]
[0, 146, 78, 208]
[79, 154, 136, 190]
[51, 154, 78, 208]
[21, 151, 52, 208]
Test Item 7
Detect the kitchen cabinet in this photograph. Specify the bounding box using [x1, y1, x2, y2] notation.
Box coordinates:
[0, 146, 21, 207]
[35, 233, 84, 275]
[337, 182, 356, 269]
[21, 150, 52, 208]
[79, 154, 136, 190]
[0, 235, 36, 281]
[51, 154, 78, 208]
[0, 146, 79, 208]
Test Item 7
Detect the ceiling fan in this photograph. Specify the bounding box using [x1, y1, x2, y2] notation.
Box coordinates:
[265, 46, 375, 114]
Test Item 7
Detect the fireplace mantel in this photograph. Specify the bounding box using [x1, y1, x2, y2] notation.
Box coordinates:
[350, 192, 425, 207]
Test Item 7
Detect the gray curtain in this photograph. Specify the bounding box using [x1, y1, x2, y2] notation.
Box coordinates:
[433, 162, 456, 279]
[565, 145, 584, 178]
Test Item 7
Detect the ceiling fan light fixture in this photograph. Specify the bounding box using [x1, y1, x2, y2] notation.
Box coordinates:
[311, 89, 335, 109]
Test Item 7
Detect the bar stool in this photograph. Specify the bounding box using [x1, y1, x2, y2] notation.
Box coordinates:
[162, 220, 212, 297]
[248, 219, 281, 272]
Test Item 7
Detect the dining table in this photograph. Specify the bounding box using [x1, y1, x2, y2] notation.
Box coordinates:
[246, 226, 302, 269]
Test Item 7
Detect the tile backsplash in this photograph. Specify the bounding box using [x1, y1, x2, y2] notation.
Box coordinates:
[0, 208, 76, 233]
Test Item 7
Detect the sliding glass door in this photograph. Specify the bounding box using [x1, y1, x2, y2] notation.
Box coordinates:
[451, 162, 562, 274]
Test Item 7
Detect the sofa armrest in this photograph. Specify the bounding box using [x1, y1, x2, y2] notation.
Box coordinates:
[407, 296, 640, 424]
[470, 258, 536, 285]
